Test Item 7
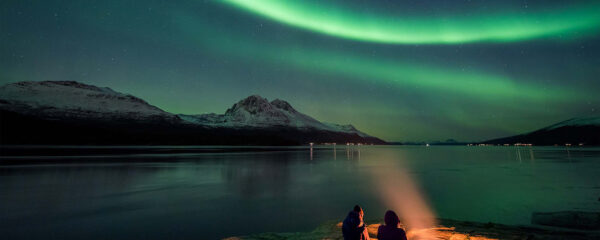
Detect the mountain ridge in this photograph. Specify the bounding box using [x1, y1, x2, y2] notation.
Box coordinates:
[482, 116, 600, 145]
[0, 80, 176, 122]
[177, 94, 370, 136]
[0, 80, 385, 145]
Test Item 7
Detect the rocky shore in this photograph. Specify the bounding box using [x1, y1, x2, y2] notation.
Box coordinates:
[225, 218, 600, 240]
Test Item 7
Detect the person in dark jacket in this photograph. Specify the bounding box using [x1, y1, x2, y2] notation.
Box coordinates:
[342, 205, 369, 240]
[377, 210, 407, 240]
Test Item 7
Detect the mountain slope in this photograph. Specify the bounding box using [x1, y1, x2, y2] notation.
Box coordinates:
[0, 81, 176, 122]
[178, 95, 328, 128]
[483, 117, 600, 145]
[0, 81, 385, 145]
[177, 95, 372, 137]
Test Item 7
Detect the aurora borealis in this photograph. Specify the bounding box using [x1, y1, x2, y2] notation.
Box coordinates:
[223, 0, 600, 44]
[1, 0, 599, 141]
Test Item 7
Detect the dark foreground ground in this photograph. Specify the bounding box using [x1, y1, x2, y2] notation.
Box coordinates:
[225, 218, 600, 240]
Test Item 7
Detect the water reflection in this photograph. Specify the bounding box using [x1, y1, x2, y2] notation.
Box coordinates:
[344, 145, 361, 160]
[222, 152, 295, 197]
[0, 146, 599, 240]
[0, 164, 158, 217]
[334, 146, 336, 160]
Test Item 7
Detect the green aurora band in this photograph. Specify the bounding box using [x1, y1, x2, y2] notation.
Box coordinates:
[174, 14, 581, 106]
[222, 0, 600, 44]
[3, 0, 597, 140]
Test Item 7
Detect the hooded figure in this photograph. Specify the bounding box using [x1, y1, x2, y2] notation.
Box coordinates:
[342, 205, 368, 240]
[377, 210, 407, 240]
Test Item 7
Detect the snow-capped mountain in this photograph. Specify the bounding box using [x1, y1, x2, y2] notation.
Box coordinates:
[542, 117, 600, 130]
[179, 95, 325, 128]
[483, 116, 600, 145]
[0, 81, 175, 121]
[0, 81, 385, 145]
[322, 122, 371, 138]
[178, 95, 373, 137]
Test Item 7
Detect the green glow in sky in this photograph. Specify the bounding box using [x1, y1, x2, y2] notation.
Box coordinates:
[176, 15, 578, 105]
[223, 0, 600, 44]
[277, 48, 574, 103]
[2, 0, 598, 141]
[172, 13, 590, 140]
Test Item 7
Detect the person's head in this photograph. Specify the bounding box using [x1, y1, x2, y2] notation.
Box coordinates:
[384, 210, 400, 227]
[353, 205, 364, 219]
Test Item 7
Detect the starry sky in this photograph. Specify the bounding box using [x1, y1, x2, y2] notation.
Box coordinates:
[1, 0, 599, 142]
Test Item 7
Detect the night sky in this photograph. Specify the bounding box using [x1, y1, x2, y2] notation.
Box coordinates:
[1, 0, 599, 142]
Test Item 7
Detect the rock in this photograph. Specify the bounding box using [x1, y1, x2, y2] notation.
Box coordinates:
[531, 211, 600, 230]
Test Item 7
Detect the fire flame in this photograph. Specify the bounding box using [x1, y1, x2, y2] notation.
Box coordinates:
[371, 153, 438, 239]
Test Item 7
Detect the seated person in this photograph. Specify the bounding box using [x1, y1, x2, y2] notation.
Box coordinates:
[342, 205, 370, 240]
[377, 210, 407, 240]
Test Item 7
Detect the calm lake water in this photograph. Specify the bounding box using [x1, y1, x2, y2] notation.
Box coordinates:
[1, 146, 599, 239]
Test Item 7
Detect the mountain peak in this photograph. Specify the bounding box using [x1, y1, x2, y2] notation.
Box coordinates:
[270, 99, 297, 113]
[483, 116, 600, 145]
[226, 95, 272, 115]
[0, 80, 172, 121]
[240, 95, 269, 105]
[1, 82, 385, 144]
[544, 116, 600, 130]
[8, 80, 114, 93]
[214, 95, 329, 129]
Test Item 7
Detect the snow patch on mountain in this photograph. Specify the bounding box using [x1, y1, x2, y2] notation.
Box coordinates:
[178, 95, 375, 137]
[322, 123, 371, 137]
[179, 95, 327, 128]
[0, 81, 378, 139]
[0, 81, 173, 120]
[542, 117, 600, 130]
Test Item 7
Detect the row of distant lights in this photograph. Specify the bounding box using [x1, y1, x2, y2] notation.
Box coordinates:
[467, 143, 585, 146]
[309, 142, 373, 146]
[309, 142, 585, 147]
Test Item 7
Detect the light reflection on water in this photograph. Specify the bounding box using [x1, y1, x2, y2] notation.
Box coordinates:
[0, 146, 599, 239]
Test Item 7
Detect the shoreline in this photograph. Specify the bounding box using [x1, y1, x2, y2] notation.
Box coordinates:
[224, 218, 600, 240]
